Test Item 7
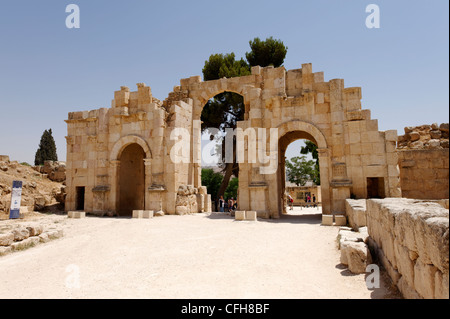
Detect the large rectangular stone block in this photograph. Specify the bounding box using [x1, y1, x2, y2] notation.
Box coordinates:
[322, 215, 334, 226]
[245, 211, 257, 221]
[235, 211, 245, 221]
[132, 210, 144, 218]
[143, 211, 154, 219]
[68, 211, 86, 219]
[335, 215, 347, 226]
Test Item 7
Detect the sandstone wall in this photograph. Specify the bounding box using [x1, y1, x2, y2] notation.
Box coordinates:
[345, 199, 367, 230]
[397, 123, 449, 200]
[366, 198, 449, 299]
[398, 149, 449, 200]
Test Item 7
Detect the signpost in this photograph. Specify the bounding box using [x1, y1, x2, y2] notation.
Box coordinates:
[9, 180, 23, 219]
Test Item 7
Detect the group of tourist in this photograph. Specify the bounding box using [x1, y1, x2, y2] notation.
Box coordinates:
[218, 196, 237, 213]
[287, 194, 317, 210]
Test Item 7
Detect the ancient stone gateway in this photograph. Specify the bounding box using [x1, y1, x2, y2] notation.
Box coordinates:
[65, 63, 401, 218]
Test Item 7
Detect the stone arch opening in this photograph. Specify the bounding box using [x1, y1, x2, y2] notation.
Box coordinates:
[110, 135, 152, 161]
[279, 135, 322, 217]
[199, 90, 246, 210]
[275, 121, 331, 218]
[117, 143, 146, 216]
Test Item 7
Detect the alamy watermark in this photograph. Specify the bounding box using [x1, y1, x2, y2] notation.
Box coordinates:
[66, 4, 80, 29]
[366, 4, 380, 29]
[366, 264, 381, 289]
[170, 121, 279, 175]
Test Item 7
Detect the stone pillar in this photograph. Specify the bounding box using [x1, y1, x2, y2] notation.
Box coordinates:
[192, 119, 202, 188]
[384, 130, 402, 197]
[109, 160, 120, 213]
[65, 136, 75, 212]
[317, 148, 332, 215]
[144, 159, 152, 210]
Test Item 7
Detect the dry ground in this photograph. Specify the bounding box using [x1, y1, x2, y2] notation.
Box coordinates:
[0, 208, 400, 299]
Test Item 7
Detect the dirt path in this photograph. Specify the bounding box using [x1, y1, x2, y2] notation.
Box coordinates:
[0, 209, 398, 299]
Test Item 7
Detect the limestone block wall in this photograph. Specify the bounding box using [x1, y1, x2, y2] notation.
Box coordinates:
[397, 123, 449, 200]
[398, 149, 449, 200]
[168, 63, 402, 218]
[66, 64, 402, 218]
[345, 199, 367, 230]
[366, 198, 449, 299]
[398, 123, 449, 150]
[66, 82, 212, 216]
[65, 83, 164, 215]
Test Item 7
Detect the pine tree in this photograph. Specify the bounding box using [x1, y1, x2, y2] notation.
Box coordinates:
[34, 129, 58, 166]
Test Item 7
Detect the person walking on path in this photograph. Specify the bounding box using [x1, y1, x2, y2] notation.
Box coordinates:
[288, 194, 294, 210]
[219, 196, 225, 213]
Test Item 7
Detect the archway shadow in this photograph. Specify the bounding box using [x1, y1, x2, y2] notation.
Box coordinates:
[260, 213, 322, 225]
[207, 212, 235, 220]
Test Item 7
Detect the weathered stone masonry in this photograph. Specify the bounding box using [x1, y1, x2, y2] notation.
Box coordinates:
[65, 64, 401, 217]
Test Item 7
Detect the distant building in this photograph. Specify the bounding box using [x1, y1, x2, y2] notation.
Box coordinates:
[285, 181, 321, 206]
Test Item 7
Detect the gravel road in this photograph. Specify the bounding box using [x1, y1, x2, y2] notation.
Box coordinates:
[0, 209, 399, 299]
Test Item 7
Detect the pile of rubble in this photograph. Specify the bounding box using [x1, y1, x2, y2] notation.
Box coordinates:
[0, 156, 66, 218]
[0, 220, 64, 256]
[175, 185, 211, 215]
[32, 161, 66, 183]
[397, 123, 449, 150]
[337, 226, 372, 274]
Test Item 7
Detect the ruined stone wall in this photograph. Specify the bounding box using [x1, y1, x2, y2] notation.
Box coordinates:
[173, 64, 401, 219]
[366, 198, 449, 299]
[66, 64, 402, 218]
[345, 199, 367, 230]
[397, 123, 449, 200]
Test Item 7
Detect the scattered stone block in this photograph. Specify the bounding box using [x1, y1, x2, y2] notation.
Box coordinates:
[26, 224, 44, 237]
[0, 233, 14, 246]
[11, 236, 40, 251]
[12, 228, 30, 241]
[46, 229, 64, 240]
[154, 210, 165, 217]
[341, 241, 372, 274]
[68, 211, 86, 219]
[322, 215, 333, 226]
[175, 206, 189, 215]
[235, 211, 245, 221]
[132, 210, 144, 218]
[143, 211, 154, 219]
[334, 215, 347, 226]
[39, 233, 50, 243]
[245, 211, 257, 221]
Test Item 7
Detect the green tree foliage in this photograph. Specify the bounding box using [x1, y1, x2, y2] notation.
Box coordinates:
[285, 156, 316, 187]
[224, 177, 239, 200]
[202, 54, 251, 201]
[202, 53, 250, 82]
[246, 37, 288, 68]
[201, 37, 288, 201]
[34, 129, 58, 166]
[201, 169, 238, 208]
[300, 140, 321, 185]
[201, 168, 224, 202]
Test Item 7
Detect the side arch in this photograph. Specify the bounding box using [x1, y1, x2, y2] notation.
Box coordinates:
[110, 135, 152, 161]
[275, 120, 331, 217]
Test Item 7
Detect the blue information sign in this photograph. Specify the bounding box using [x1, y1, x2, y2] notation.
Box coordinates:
[9, 180, 23, 219]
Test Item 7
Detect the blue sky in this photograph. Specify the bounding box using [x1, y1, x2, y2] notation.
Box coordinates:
[0, 0, 448, 164]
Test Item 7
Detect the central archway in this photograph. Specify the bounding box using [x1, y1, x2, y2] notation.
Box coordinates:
[200, 91, 245, 211]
